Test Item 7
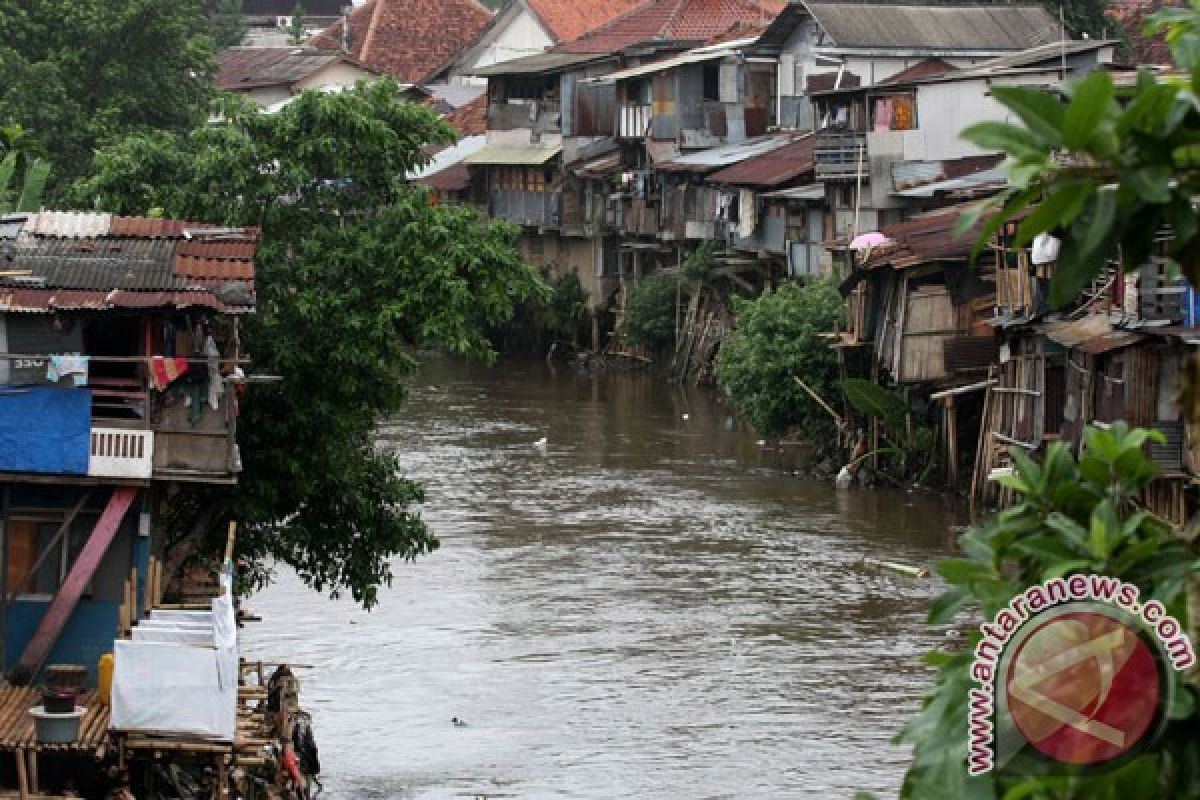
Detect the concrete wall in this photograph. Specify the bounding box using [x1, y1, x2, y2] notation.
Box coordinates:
[294, 61, 377, 92]
[519, 232, 617, 310]
[463, 8, 554, 84]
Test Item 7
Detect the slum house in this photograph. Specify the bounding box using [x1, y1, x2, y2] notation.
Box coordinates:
[704, 133, 823, 279]
[751, 1, 1065, 132]
[974, 226, 1200, 523]
[215, 46, 380, 111]
[810, 39, 1117, 265]
[0, 211, 314, 797]
[459, 0, 785, 346]
[836, 202, 1001, 488]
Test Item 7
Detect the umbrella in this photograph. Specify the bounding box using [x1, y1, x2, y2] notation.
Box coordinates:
[849, 231, 890, 249]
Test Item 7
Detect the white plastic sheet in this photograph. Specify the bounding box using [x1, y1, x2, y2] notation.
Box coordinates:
[131, 628, 215, 645]
[110, 639, 237, 740]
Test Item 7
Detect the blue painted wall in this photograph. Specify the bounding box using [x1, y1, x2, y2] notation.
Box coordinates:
[4, 599, 119, 686]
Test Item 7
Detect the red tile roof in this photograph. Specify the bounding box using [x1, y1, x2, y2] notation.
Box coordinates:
[706, 135, 815, 187]
[1108, 0, 1181, 64]
[311, 0, 493, 83]
[526, 0, 647, 42]
[878, 57, 958, 86]
[442, 93, 488, 137]
[556, 0, 784, 53]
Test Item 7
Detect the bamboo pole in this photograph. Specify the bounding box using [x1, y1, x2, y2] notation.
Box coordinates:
[793, 377, 843, 427]
[14, 749, 27, 800]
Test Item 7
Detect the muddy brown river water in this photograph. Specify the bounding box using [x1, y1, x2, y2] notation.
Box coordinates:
[243, 357, 965, 799]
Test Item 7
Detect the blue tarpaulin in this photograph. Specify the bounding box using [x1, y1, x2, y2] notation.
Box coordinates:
[0, 387, 91, 474]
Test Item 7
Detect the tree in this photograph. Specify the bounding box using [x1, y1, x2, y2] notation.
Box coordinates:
[0, 125, 51, 213]
[78, 83, 545, 607]
[0, 0, 216, 198]
[206, 0, 247, 48]
[895, 425, 1199, 799]
[1039, 0, 1114, 39]
[287, 3, 307, 45]
[715, 280, 844, 439]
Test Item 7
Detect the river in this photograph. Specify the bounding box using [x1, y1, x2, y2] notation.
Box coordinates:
[242, 357, 965, 799]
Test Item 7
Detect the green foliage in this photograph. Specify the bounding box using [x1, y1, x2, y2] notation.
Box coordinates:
[843, 378, 908, 430]
[683, 241, 717, 283]
[1039, 0, 1114, 39]
[623, 272, 680, 355]
[0, 0, 216, 198]
[82, 81, 544, 607]
[0, 126, 51, 213]
[488, 267, 587, 354]
[842, 378, 938, 481]
[715, 280, 844, 439]
[205, 0, 247, 48]
[287, 3, 307, 45]
[959, 4, 1200, 304]
[899, 423, 1200, 799]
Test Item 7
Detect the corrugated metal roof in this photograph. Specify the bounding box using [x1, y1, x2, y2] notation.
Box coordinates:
[804, 3, 1060, 52]
[0, 215, 29, 240]
[464, 142, 563, 165]
[418, 163, 472, 192]
[0, 288, 251, 314]
[470, 52, 608, 76]
[584, 43, 747, 83]
[6, 238, 179, 289]
[216, 47, 351, 90]
[573, 153, 622, 177]
[706, 134, 814, 187]
[409, 134, 487, 180]
[893, 166, 1007, 198]
[0, 212, 259, 312]
[657, 136, 790, 172]
[760, 183, 824, 200]
[28, 211, 113, 238]
[1041, 315, 1114, 348]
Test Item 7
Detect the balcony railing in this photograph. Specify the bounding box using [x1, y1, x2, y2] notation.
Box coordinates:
[814, 133, 867, 180]
[618, 105, 652, 139]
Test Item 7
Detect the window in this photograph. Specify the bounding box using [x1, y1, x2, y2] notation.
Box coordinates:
[702, 63, 719, 101]
[5, 515, 100, 597]
[872, 92, 916, 131]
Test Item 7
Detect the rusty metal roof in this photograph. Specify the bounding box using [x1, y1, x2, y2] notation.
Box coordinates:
[0, 212, 259, 313]
[706, 134, 815, 187]
[217, 47, 367, 91]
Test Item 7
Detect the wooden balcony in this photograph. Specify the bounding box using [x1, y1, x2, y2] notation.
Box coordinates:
[814, 133, 867, 180]
[0, 355, 241, 485]
[489, 189, 561, 228]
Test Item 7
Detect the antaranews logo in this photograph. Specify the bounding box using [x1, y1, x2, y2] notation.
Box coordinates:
[967, 574, 1195, 776]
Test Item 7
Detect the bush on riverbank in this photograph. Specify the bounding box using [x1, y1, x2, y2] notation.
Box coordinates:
[623, 272, 680, 356]
[715, 280, 844, 440]
[488, 267, 590, 355]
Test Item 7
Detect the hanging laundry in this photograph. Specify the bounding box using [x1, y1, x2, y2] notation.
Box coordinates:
[149, 356, 189, 390]
[47, 355, 89, 387]
[204, 334, 223, 411]
[873, 97, 893, 132]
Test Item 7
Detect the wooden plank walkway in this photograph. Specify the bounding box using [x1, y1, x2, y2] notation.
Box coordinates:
[0, 687, 109, 752]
